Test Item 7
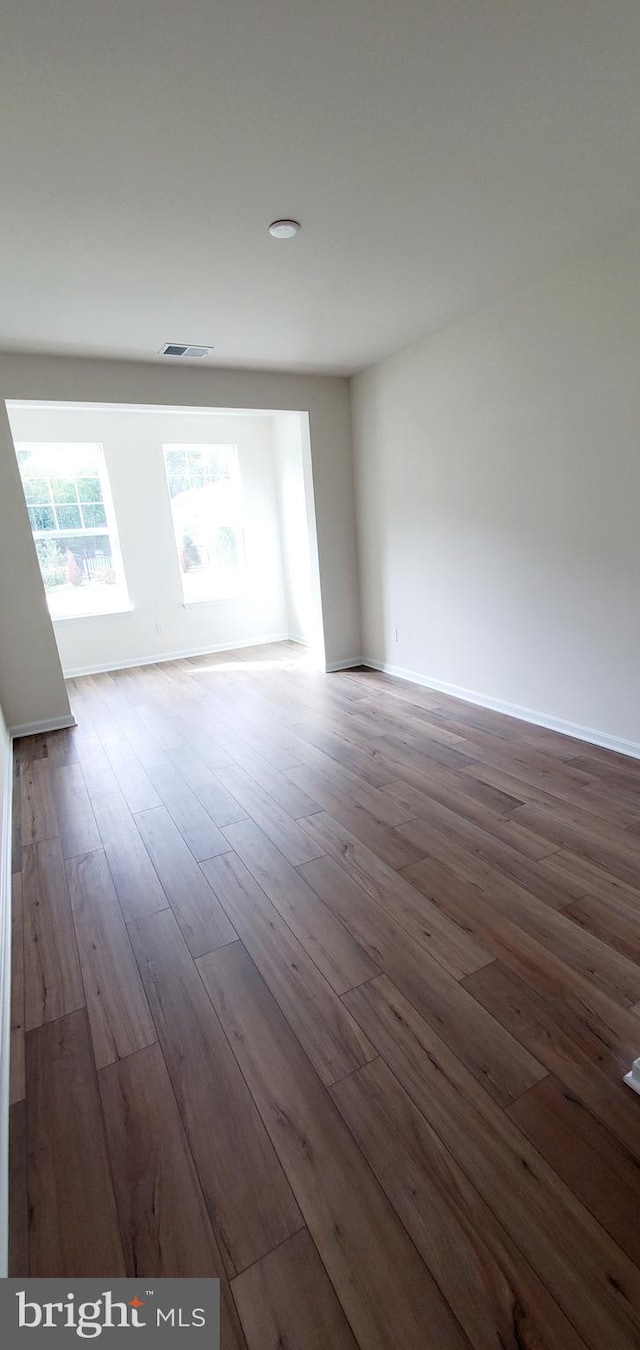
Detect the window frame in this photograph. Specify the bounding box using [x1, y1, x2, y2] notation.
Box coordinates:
[15, 440, 131, 621]
[162, 442, 248, 606]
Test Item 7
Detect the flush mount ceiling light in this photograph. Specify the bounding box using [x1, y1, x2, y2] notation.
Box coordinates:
[268, 219, 301, 239]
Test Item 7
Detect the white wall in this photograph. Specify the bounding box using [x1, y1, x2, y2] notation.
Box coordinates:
[0, 353, 361, 681]
[0, 705, 9, 830]
[0, 696, 11, 1275]
[273, 413, 323, 648]
[7, 403, 294, 675]
[0, 702, 10, 887]
[352, 234, 640, 751]
[0, 400, 71, 732]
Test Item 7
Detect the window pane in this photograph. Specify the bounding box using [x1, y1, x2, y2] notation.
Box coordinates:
[163, 443, 246, 603]
[77, 476, 102, 503]
[58, 533, 115, 580]
[35, 538, 67, 588]
[214, 524, 241, 568]
[50, 477, 78, 504]
[29, 505, 56, 531]
[81, 503, 107, 528]
[23, 477, 50, 505]
[55, 504, 83, 530]
[168, 471, 189, 496]
[15, 442, 129, 619]
[165, 450, 187, 475]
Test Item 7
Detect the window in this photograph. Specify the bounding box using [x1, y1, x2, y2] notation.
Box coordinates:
[163, 443, 246, 603]
[15, 442, 130, 619]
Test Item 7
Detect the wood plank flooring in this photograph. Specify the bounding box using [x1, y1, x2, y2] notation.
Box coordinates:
[9, 640, 640, 1349]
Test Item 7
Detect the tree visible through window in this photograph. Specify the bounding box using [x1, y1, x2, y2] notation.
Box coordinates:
[15, 442, 129, 618]
[163, 444, 246, 602]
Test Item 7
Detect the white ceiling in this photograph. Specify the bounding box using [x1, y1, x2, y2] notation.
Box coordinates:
[2, 0, 640, 374]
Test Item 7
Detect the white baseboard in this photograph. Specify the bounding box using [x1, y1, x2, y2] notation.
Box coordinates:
[624, 1060, 640, 1095]
[10, 713, 77, 739]
[63, 633, 293, 678]
[325, 658, 363, 672]
[0, 724, 12, 1276]
[362, 658, 640, 761]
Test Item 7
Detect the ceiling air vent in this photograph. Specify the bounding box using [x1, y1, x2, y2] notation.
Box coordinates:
[160, 343, 214, 358]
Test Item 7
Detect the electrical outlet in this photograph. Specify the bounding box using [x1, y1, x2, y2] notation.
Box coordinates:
[155, 621, 164, 635]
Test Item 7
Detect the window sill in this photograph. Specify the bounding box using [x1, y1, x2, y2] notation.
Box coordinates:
[52, 604, 135, 624]
[181, 594, 250, 609]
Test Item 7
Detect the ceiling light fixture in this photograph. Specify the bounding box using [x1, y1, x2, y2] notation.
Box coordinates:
[268, 219, 301, 239]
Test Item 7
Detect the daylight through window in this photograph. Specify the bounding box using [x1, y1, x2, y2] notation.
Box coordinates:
[163, 443, 247, 603]
[15, 442, 129, 618]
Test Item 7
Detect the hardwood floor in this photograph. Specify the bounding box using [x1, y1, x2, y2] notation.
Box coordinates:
[9, 640, 640, 1348]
